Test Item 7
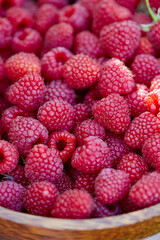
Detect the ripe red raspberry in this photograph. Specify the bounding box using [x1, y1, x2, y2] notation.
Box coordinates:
[0, 17, 13, 50]
[0, 181, 25, 211]
[150, 76, 160, 91]
[0, 57, 4, 79]
[117, 153, 149, 185]
[116, 0, 141, 13]
[9, 165, 30, 187]
[24, 181, 59, 216]
[38, 0, 68, 9]
[105, 132, 131, 167]
[0, 95, 11, 117]
[23, 0, 37, 16]
[93, 94, 130, 134]
[129, 172, 160, 208]
[73, 104, 91, 126]
[124, 112, 160, 149]
[55, 172, 74, 193]
[63, 54, 100, 89]
[148, 22, 160, 54]
[44, 23, 73, 53]
[125, 84, 149, 118]
[51, 189, 93, 219]
[38, 100, 75, 132]
[48, 130, 76, 163]
[58, 3, 90, 33]
[132, 13, 152, 36]
[95, 168, 130, 204]
[35, 4, 58, 35]
[75, 173, 97, 194]
[44, 80, 76, 106]
[25, 144, 63, 183]
[12, 28, 43, 54]
[74, 31, 103, 58]
[71, 136, 112, 174]
[8, 116, 48, 157]
[41, 47, 73, 82]
[100, 20, 141, 62]
[78, 0, 100, 15]
[98, 58, 135, 96]
[75, 119, 106, 146]
[5, 52, 41, 82]
[144, 89, 160, 115]
[84, 85, 102, 109]
[0, 140, 19, 174]
[120, 195, 139, 213]
[7, 73, 45, 112]
[135, 37, 155, 56]
[131, 54, 160, 87]
[6, 7, 34, 32]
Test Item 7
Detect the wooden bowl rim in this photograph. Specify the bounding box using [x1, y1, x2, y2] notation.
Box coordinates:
[1, 203, 160, 230]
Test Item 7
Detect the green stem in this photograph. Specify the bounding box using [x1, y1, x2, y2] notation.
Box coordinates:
[145, 0, 158, 22]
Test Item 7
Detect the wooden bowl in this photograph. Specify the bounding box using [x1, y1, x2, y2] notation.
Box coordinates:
[1, 204, 160, 240]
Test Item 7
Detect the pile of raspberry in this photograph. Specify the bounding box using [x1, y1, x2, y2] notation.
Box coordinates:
[1, 0, 160, 219]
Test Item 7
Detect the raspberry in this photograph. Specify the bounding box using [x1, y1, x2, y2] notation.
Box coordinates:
[74, 104, 91, 126]
[74, 31, 103, 58]
[25, 144, 63, 183]
[55, 172, 74, 193]
[150, 76, 160, 91]
[8, 116, 48, 157]
[148, 22, 160, 54]
[100, 20, 141, 62]
[58, 3, 90, 33]
[131, 54, 160, 87]
[0, 140, 19, 174]
[0, 57, 4, 79]
[35, 4, 58, 35]
[124, 112, 160, 149]
[6, 7, 34, 32]
[75, 173, 97, 194]
[95, 168, 131, 204]
[135, 37, 155, 56]
[0, 181, 25, 211]
[63, 54, 100, 89]
[142, 133, 160, 171]
[120, 195, 139, 213]
[12, 28, 43, 54]
[78, 0, 100, 15]
[144, 89, 160, 115]
[92, 0, 132, 36]
[1, 0, 24, 10]
[5, 52, 41, 82]
[48, 131, 76, 163]
[125, 84, 149, 118]
[9, 165, 30, 187]
[92, 94, 130, 134]
[24, 181, 59, 216]
[41, 47, 73, 82]
[38, 100, 75, 132]
[0, 17, 13, 50]
[129, 172, 160, 208]
[51, 189, 93, 219]
[132, 13, 152, 36]
[0, 95, 11, 118]
[84, 85, 102, 109]
[98, 58, 135, 96]
[117, 153, 149, 185]
[38, 0, 68, 9]
[44, 80, 76, 106]
[23, 0, 37, 16]
[75, 119, 106, 146]
[116, 0, 140, 13]
[44, 23, 73, 53]
[71, 136, 112, 174]
[146, 0, 160, 13]
[105, 132, 131, 167]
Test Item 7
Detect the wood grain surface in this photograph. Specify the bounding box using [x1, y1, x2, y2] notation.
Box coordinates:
[0, 204, 160, 240]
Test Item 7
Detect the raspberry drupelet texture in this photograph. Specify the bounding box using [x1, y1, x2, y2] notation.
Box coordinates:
[100, 20, 141, 62]
[12, 28, 43, 54]
[131, 54, 160, 87]
[148, 22, 160, 54]
[135, 37, 155, 56]
[73, 104, 91, 126]
[0, 17, 13, 50]
[55, 172, 74, 193]
[63, 54, 100, 89]
[25, 144, 63, 182]
[24, 181, 59, 216]
[38, 100, 75, 132]
[116, 0, 141, 13]
[8, 116, 48, 157]
[38, 0, 68, 9]
[98, 58, 135, 96]
[44, 80, 76, 106]
[9, 165, 30, 187]
[41, 47, 73, 82]
[7, 73, 45, 111]
[51, 189, 93, 219]
[132, 13, 152, 36]
[0, 140, 19, 174]
[0, 181, 25, 211]
[48, 130, 76, 163]
[75, 119, 106, 146]
[75, 173, 97, 194]
[129, 172, 160, 208]
[117, 153, 149, 185]
[95, 168, 131, 204]
[150, 76, 160, 91]
[71, 136, 112, 174]
[58, 3, 90, 33]
[142, 133, 160, 171]
[124, 112, 160, 149]
[144, 89, 160, 115]
[5, 52, 41, 82]
[44, 23, 73, 52]
[92, 94, 131, 134]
